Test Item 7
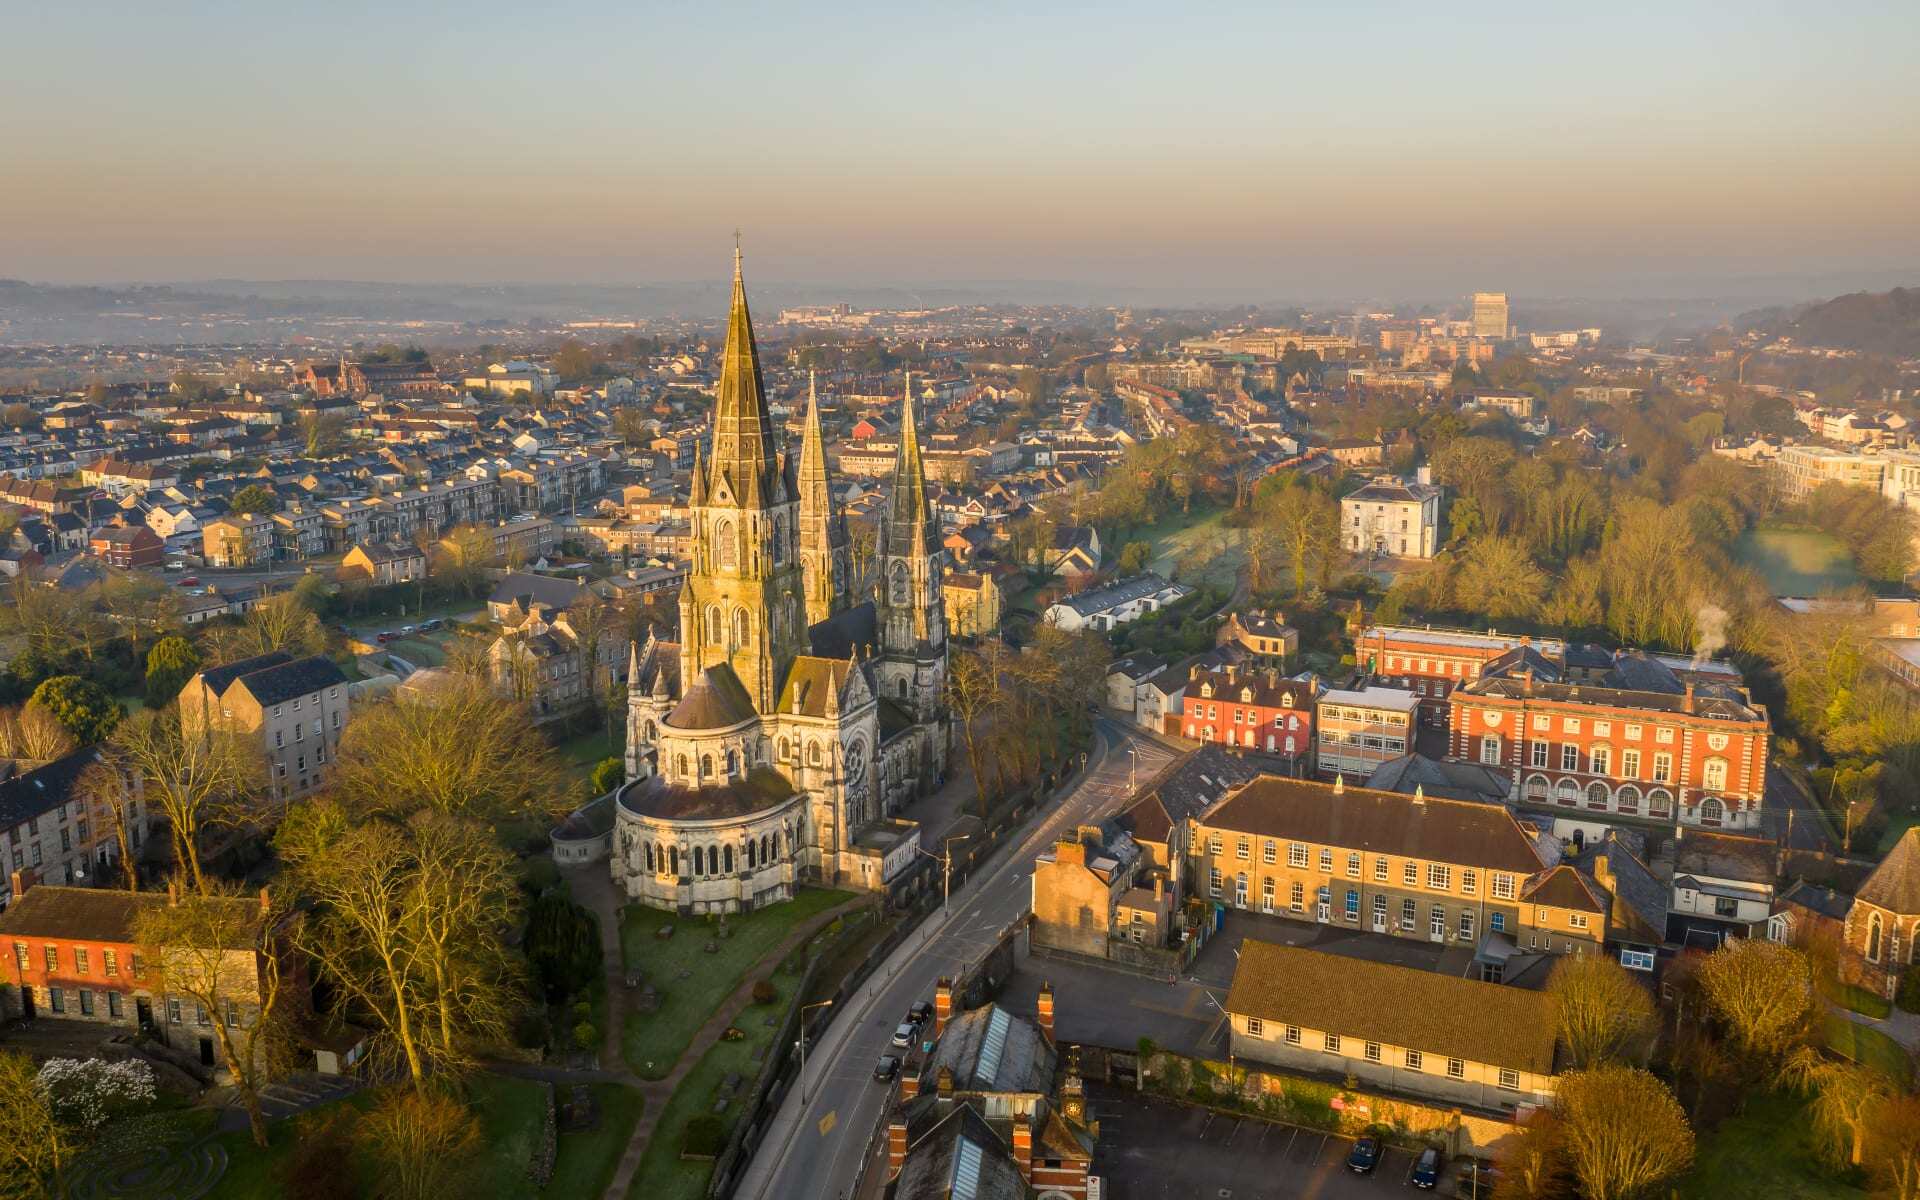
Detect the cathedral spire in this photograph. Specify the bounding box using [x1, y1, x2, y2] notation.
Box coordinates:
[886, 371, 935, 554]
[689, 441, 707, 507]
[709, 242, 777, 505]
[797, 369, 846, 627]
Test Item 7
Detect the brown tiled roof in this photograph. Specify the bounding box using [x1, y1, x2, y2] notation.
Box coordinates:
[1226, 939, 1560, 1075]
[1521, 864, 1606, 914]
[1857, 828, 1920, 915]
[1200, 775, 1549, 875]
[664, 664, 757, 730]
[0, 885, 260, 946]
[618, 766, 797, 821]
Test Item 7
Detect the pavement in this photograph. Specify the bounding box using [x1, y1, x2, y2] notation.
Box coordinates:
[732, 716, 1186, 1200]
[1092, 1084, 1435, 1200]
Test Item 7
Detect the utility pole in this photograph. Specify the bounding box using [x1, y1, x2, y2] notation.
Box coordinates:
[916, 833, 971, 912]
[797, 999, 834, 1103]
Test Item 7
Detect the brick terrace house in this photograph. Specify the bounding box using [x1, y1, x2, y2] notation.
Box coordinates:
[177, 653, 352, 800]
[0, 747, 149, 905]
[1226, 939, 1561, 1112]
[339, 541, 428, 588]
[1448, 650, 1770, 831]
[0, 881, 274, 1068]
[89, 523, 165, 569]
[1170, 662, 1316, 777]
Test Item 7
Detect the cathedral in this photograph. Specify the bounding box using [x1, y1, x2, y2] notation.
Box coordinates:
[612, 250, 949, 913]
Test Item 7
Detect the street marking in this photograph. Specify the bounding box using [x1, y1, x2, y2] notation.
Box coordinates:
[817, 1111, 837, 1136]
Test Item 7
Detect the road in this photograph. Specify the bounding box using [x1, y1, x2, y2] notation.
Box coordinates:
[735, 715, 1185, 1200]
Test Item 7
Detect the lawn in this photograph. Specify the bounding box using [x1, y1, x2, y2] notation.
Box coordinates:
[1878, 814, 1920, 857]
[1735, 528, 1861, 597]
[1821, 1012, 1914, 1084]
[1820, 977, 1894, 1020]
[621, 888, 856, 1078]
[627, 977, 788, 1200]
[548, 1084, 646, 1198]
[1138, 505, 1245, 589]
[1680, 1091, 1865, 1200]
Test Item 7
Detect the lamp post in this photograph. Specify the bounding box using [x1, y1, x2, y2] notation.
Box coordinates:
[915, 834, 971, 913]
[798, 999, 834, 1103]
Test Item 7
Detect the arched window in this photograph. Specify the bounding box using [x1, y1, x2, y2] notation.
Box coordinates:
[1699, 797, 1724, 826]
[1702, 757, 1728, 791]
[808, 741, 821, 766]
[705, 605, 722, 645]
[778, 738, 789, 761]
[1524, 775, 1549, 802]
[716, 520, 736, 571]
[723, 844, 734, 874]
[676, 754, 688, 778]
[1647, 788, 1673, 818]
[898, 678, 908, 700]
[745, 840, 755, 870]
[889, 562, 909, 605]
[1868, 913, 1884, 963]
[734, 607, 749, 648]
[669, 845, 679, 875]
[1586, 781, 1610, 808]
[644, 721, 656, 741]
[1554, 779, 1579, 806]
[763, 834, 774, 862]
[645, 843, 654, 872]
[724, 748, 737, 775]
[692, 845, 704, 876]
[1616, 785, 1642, 814]
[701, 754, 714, 778]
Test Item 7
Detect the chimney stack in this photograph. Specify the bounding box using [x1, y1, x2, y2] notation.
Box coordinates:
[8, 868, 33, 899]
[1683, 682, 1696, 713]
[936, 1065, 954, 1097]
[1037, 983, 1054, 1042]
[258, 886, 272, 916]
[934, 979, 953, 1038]
[1012, 1115, 1033, 1181]
[887, 1117, 908, 1180]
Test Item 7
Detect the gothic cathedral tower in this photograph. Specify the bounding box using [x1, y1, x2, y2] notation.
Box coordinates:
[874, 376, 947, 722]
[677, 248, 808, 713]
[796, 372, 849, 629]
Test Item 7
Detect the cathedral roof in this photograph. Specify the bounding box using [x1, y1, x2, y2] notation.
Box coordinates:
[705, 247, 781, 508]
[617, 766, 798, 821]
[775, 656, 859, 719]
[664, 664, 757, 730]
[807, 600, 879, 660]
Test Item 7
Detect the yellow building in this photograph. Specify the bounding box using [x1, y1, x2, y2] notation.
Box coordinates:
[1189, 775, 1607, 959]
[942, 568, 1003, 638]
[1227, 939, 1560, 1111]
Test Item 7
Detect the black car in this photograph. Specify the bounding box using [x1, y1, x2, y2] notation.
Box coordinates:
[873, 1055, 900, 1083]
[1412, 1146, 1444, 1189]
[909, 1001, 933, 1025]
[1347, 1136, 1382, 1174]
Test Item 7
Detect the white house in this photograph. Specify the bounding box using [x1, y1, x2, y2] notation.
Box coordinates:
[1341, 473, 1445, 559]
[1044, 573, 1193, 633]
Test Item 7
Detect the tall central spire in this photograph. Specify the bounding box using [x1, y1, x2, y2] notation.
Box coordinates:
[886, 371, 935, 552]
[708, 243, 778, 505]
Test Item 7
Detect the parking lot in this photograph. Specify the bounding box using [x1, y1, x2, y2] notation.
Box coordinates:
[1094, 1085, 1438, 1199]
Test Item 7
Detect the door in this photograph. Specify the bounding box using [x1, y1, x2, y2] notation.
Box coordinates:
[1316, 887, 1330, 924]
[1429, 906, 1447, 943]
[1371, 894, 1388, 934]
[135, 997, 153, 1032]
[198, 1038, 215, 1067]
[19, 987, 33, 1020]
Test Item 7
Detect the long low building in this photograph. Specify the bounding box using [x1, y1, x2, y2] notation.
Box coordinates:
[1225, 939, 1561, 1111]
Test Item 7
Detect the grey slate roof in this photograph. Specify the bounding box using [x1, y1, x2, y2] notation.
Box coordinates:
[1364, 753, 1510, 804]
[230, 655, 349, 708]
[0, 747, 102, 829]
[923, 1003, 1056, 1096]
[1857, 828, 1920, 915]
[893, 1103, 1026, 1200]
[1058, 572, 1186, 618]
[488, 570, 587, 612]
[1671, 829, 1777, 887]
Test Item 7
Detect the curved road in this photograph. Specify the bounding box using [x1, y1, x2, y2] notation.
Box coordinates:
[735, 715, 1184, 1200]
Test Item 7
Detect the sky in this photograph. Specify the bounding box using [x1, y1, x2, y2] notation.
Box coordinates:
[2, 0, 1917, 301]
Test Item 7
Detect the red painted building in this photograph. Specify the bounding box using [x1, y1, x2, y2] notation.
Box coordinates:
[89, 523, 164, 569]
[1449, 663, 1771, 831]
[1354, 625, 1563, 725]
[1170, 663, 1316, 777]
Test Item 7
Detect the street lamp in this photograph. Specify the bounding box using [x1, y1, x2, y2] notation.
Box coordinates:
[915, 834, 971, 913]
[797, 999, 834, 1103]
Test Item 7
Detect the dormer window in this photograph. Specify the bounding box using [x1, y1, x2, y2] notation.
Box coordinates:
[1281, 694, 1294, 709]
[1200, 684, 1213, 698]
[1240, 688, 1253, 703]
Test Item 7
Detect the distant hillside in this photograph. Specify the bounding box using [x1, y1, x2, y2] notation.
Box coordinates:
[1743, 286, 1920, 357]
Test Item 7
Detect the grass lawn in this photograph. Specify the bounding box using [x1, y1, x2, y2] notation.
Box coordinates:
[1680, 1091, 1865, 1200]
[627, 978, 788, 1200]
[1131, 505, 1245, 589]
[1735, 528, 1861, 596]
[556, 728, 619, 769]
[621, 887, 855, 1078]
[548, 1083, 646, 1198]
[1821, 1012, 1915, 1084]
[468, 1074, 549, 1187]
[387, 635, 446, 667]
[1877, 814, 1920, 857]
[1820, 978, 1894, 1020]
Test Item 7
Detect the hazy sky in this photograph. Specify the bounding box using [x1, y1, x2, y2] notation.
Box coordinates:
[3, 0, 1917, 298]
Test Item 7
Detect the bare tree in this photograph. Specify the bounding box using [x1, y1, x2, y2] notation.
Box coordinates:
[133, 886, 294, 1149]
[945, 640, 1006, 814]
[326, 674, 566, 825]
[1547, 954, 1655, 1069]
[403, 811, 521, 1062]
[71, 757, 141, 890]
[0, 1049, 76, 1200]
[101, 709, 266, 896]
[430, 525, 497, 599]
[1553, 1066, 1694, 1200]
[206, 593, 326, 662]
[1867, 1093, 1920, 1200]
[357, 1087, 482, 1200]
[1779, 1046, 1897, 1168]
[1695, 938, 1815, 1067]
[0, 705, 76, 764]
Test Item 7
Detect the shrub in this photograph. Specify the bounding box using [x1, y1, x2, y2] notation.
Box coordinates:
[524, 892, 603, 1002]
[751, 979, 778, 1005]
[1898, 966, 1920, 1014]
[572, 1022, 597, 1051]
[35, 1058, 156, 1131]
[682, 1114, 727, 1158]
[279, 1107, 361, 1200]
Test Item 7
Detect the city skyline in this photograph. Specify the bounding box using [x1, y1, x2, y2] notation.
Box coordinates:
[3, 1, 1917, 297]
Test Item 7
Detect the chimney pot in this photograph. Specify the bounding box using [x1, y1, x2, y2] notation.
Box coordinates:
[1037, 983, 1055, 1041]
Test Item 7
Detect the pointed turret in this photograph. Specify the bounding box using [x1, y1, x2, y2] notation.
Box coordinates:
[885, 371, 937, 555]
[627, 639, 642, 691]
[797, 369, 848, 627]
[874, 370, 948, 723]
[689, 441, 707, 506]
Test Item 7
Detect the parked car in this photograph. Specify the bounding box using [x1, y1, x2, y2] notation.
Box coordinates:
[890, 1023, 915, 1049]
[873, 1055, 900, 1083]
[1346, 1137, 1381, 1175]
[419, 618, 441, 631]
[909, 1001, 933, 1025]
[1413, 1146, 1444, 1189]
[179, 576, 199, 587]
[400, 624, 416, 635]
[377, 632, 393, 644]
[1453, 1161, 1502, 1199]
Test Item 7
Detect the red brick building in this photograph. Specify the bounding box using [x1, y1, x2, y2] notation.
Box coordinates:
[1354, 625, 1562, 726]
[1448, 657, 1770, 831]
[89, 523, 165, 569]
[1170, 663, 1316, 777]
[0, 880, 273, 1068]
